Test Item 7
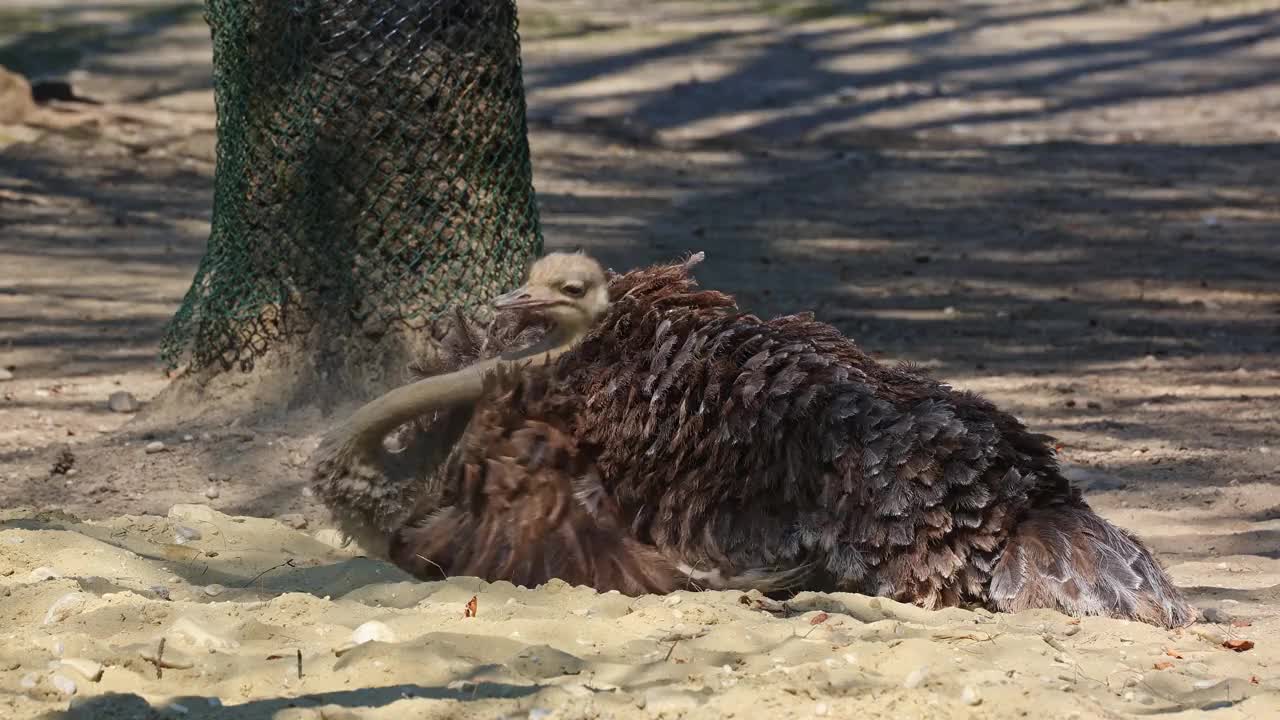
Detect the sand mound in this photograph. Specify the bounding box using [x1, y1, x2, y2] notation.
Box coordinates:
[0, 506, 1273, 719]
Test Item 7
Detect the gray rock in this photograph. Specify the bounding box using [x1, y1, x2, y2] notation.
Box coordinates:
[144, 440, 167, 454]
[107, 391, 140, 413]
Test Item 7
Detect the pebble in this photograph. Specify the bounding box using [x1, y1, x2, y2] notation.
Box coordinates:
[0, 368, 12, 381]
[528, 710, 553, 720]
[351, 621, 397, 645]
[204, 486, 220, 500]
[147, 585, 172, 601]
[107, 391, 140, 413]
[144, 441, 167, 454]
[1202, 607, 1232, 623]
[59, 658, 103, 682]
[279, 513, 308, 530]
[203, 583, 226, 597]
[903, 666, 929, 689]
[814, 702, 830, 716]
[961, 686, 982, 706]
[43, 592, 89, 624]
[174, 525, 202, 543]
[19, 673, 39, 689]
[30, 566, 61, 581]
[182, 434, 195, 443]
[663, 595, 682, 607]
[50, 673, 77, 695]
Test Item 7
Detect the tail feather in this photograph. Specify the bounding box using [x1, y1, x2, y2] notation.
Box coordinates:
[989, 505, 1195, 628]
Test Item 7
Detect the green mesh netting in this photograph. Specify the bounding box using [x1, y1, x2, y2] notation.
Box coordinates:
[161, 0, 543, 371]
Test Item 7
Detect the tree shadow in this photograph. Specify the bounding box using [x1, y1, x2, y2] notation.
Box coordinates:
[522, 1, 1280, 147]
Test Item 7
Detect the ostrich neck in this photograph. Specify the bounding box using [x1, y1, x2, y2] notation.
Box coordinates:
[343, 325, 582, 445]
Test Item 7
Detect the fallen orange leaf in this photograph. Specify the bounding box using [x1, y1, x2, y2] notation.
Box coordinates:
[1222, 639, 1254, 652]
[464, 595, 478, 618]
[810, 612, 830, 625]
[1164, 648, 1183, 659]
[1154, 661, 1175, 671]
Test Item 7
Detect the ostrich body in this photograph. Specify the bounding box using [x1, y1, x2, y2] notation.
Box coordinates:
[312, 253, 1195, 628]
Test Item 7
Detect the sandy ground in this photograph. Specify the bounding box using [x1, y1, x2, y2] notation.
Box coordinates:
[1, 0, 1279, 717]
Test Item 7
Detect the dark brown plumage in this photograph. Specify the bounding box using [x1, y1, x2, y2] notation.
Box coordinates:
[390, 365, 680, 595]
[321, 253, 1196, 628]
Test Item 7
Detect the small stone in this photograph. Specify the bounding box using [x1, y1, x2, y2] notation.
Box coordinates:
[144, 441, 167, 454]
[0, 367, 12, 381]
[30, 566, 61, 581]
[814, 702, 830, 715]
[59, 658, 103, 682]
[182, 434, 195, 443]
[148, 585, 172, 601]
[528, 710, 553, 720]
[204, 486, 220, 500]
[663, 595, 683, 607]
[352, 620, 397, 645]
[903, 666, 929, 689]
[19, 673, 38, 689]
[943, 306, 956, 315]
[50, 673, 77, 695]
[43, 592, 90, 624]
[174, 526, 202, 543]
[1202, 607, 1232, 623]
[960, 685, 982, 706]
[107, 391, 140, 413]
[203, 583, 226, 597]
[279, 513, 308, 530]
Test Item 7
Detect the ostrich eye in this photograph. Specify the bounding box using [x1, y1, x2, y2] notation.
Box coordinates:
[562, 282, 586, 298]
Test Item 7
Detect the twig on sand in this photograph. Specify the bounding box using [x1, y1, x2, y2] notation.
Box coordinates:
[140, 637, 194, 677]
[241, 558, 297, 588]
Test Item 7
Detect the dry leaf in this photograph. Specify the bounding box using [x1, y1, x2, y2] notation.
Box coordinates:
[1164, 648, 1183, 659]
[1251, 675, 1260, 685]
[464, 595, 478, 618]
[1231, 620, 1252, 628]
[1153, 661, 1175, 671]
[810, 612, 830, 625]
[1222, 639, 1254, 652]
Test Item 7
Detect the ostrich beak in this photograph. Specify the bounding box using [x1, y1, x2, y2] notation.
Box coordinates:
[493, 285, 558, 311]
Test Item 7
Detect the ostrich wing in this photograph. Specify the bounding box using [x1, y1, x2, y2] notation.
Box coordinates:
[390, 369, 679, 596]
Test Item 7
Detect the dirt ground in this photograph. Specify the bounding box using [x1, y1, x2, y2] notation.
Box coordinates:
[1, 0, 1278, 717]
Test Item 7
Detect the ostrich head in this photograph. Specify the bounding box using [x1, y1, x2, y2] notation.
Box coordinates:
[493, 253, 609, 336]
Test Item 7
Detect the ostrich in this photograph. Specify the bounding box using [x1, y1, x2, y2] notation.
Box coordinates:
[311, 252, 1196, 628]
[309, 253, 609, 558]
